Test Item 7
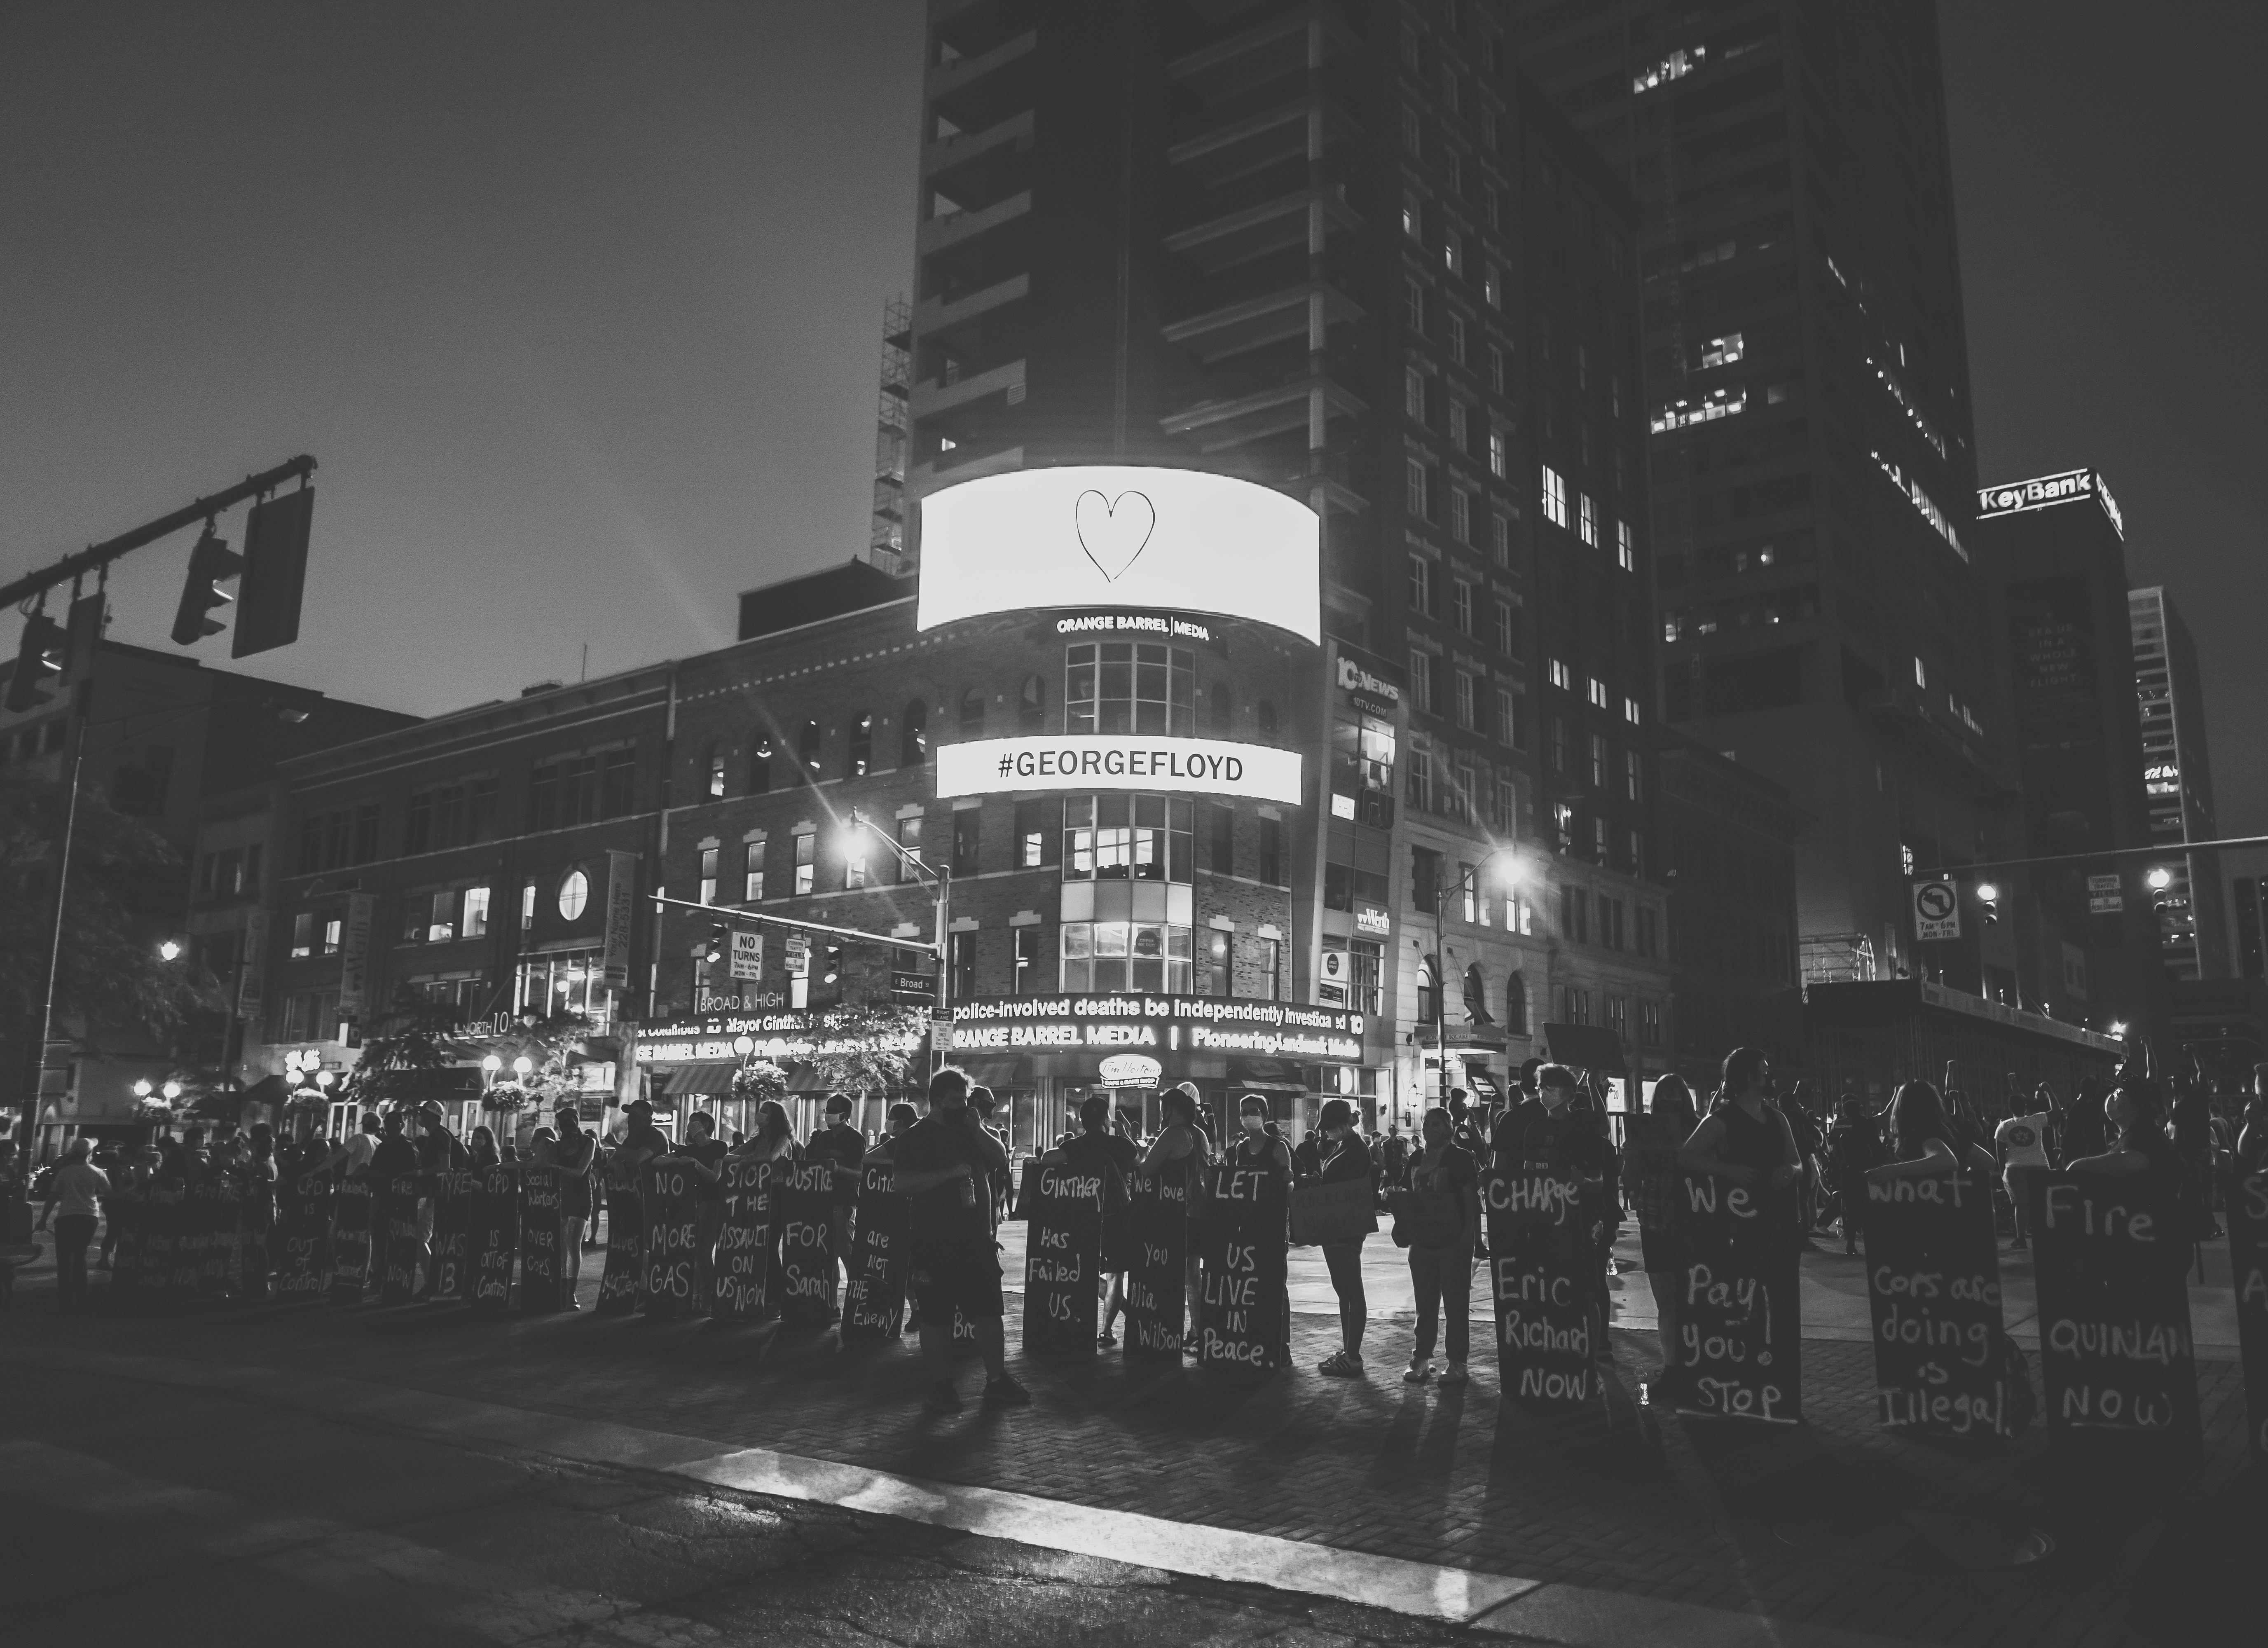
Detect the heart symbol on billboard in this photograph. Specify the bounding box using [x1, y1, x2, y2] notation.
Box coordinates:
[1074, 489, 1155, 583]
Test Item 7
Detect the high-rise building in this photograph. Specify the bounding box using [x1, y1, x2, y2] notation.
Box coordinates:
[1973, 466, 2159, 1029]
[2130, 586, 2226, 981]
[1513, 1, 1999, 990]
[901, 2, 1674, 1097]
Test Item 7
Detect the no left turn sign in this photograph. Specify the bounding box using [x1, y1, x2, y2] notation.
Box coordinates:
[1912, 879, 1961, 941]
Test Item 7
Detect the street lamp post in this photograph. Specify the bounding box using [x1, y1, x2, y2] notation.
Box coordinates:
[847, 809, 952, 1077]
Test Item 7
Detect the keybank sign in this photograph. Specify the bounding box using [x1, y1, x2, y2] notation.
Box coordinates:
[1976, 467, 2124, 539]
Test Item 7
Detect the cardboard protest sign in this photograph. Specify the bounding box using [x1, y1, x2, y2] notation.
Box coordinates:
[274, 1169, 332, 1301]
[1484, 1162, 1597, 1404]
[1197, 1160, 1287, 1373]
[1672, 1173, 1801, 1423]
[192, 1177, 242, 1297]
[2231, 1164, 2268, 1463]
[328, 1178, 372, 1299]
[427, 1171, 479, 1303]
[378, 1173, 424, 1304]
[772, 1157, 838, 1327]
[516, 1164, 569, 1313]
[1023, 1160, 1104, 1359]
[471, 1165, 520, 1308]
[108, 1193, 147, 1297]
[595, 1153, 643, 1315]
[841, 1160, 907, 1345]
[1126, 1167, 1189, 1359]
[1862, 1169, 2021, 1436]
[640, 1158, 704, 1318]
[712, 1156, 774, 1323]
[2034, 1173, 2200, 1448]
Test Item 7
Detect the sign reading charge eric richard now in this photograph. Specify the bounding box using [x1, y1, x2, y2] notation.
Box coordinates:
[936, 734, 1300, 806]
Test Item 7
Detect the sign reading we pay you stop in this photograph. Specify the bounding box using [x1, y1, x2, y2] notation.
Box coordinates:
[1912, 879, 1960, 942]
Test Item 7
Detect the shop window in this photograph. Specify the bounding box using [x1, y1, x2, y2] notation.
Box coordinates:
[1062, 795, 1191, 883]
[1060, 920, 1191, 993]
[901, 699, 928, 765]
[515, 949, 610, 1027]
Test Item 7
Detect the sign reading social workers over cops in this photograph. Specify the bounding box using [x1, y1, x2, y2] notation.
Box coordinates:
[916, 465, 1321, 644]
[936, 733, 1301, 805]
[1912, 879, 1960, 941]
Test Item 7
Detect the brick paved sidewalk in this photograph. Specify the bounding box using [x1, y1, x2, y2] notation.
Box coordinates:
[4, 1272, 2255, 1648]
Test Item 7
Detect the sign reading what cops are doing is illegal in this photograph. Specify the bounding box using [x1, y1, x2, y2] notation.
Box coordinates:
[1912, 878, 1961, 942]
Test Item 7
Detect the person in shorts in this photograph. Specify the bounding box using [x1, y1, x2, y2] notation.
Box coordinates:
[889, 1066, 1029, 1414]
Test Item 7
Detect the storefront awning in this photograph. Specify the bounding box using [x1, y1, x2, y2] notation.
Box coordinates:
[1540, 1023, 1627, 1076]
[662, 1063, 737, 1097]
[1227, 1058, 1307, 1094]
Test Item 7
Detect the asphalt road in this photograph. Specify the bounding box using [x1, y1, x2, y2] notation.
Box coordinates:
[0, 1359, 1477, 1648]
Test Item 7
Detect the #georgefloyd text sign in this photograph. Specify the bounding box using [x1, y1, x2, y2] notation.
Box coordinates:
[2230, 1164, 2268, 1463]
[1023, 1161, 1104, 1358]
[1198, 1161, 1286, 1373]
[936, 735, 1302, 806]
[1862, 1170, 2020, 1436]
[2034, 1174, 2200, 1447]
[1484, 1163, 1596, 1404]
[1673, 1174, 1800, 1423]
[714, 1157, 774, 1323]
[641, 1159, 702, 1318]
[842, 1161, 908, 1346]
[773, 1158, 837, 1327]
[1126, 1166, 1189, 1358]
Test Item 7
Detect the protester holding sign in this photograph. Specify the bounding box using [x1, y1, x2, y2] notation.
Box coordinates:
[1396, 1107, 1481, 1387]
[1994, 1098, 2055, 1250]
[1313, 1099, 1373, 1379]
[1622, 1075, 1692, 1396]
[1496, 1064, 1618, 1350]
[805, 1094, 867, 1300]
[1057, 1095, 1136, 1347]
[1824, 1093, 1885, 1256]
[1678, 1049, 1802, 1198]
[240, 1126, 279, 1300]
[550, 1103, 597, 1305]
[1141, 1084, 1210, 1333]
[890, 1066, 1029, 1415]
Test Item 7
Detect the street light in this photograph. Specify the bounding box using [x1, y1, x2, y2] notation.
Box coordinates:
[132, 1079, 152, 1099]
[846, 807, 952, 1074]
[157, 939, 183, 961]
[512, 1056, 534, 1080]
[161, 1080, 182, 1101]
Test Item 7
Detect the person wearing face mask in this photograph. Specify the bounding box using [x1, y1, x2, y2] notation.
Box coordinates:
[1229, 1094, 1296, 1362]
[1312, 1098, 1374, 1378]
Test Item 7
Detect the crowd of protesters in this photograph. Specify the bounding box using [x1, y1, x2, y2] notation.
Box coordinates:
[23, 1045, 2268, 1414]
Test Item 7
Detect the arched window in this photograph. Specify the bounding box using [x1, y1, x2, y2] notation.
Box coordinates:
[797, 717, 822, 775]
[704, 744, 725, 798]
[557, 868, 590, 921]
[1505, 972, 1528, 1036]
[1416, 957, 1440, 1025]
[1464, 963, 1495, 1024]
[1208, 681, 1232, 736]
[848, 711, 873, 778]
[749, 735, 773, 794]
[1257, 699, 1278, 742]
[960, 687, 986, 735]
[1018, 673, 1046, 731]
[901, 699, 928, 765]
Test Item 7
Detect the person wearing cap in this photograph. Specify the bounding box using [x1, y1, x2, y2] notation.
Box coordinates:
[807, 1094, 868, 1303]
[1313, 1097, 1374, 1377]
[891, 1065, 1029, 1414]
[36, 1138, 109, 1316]
[1141, 1084, 1211, 1331]
[1226, 1094, 1296, 1362]
[870, 1103, 919, 1164]
[550, 1101, 597, 1301]
[1053, 1093, 1136, 1347]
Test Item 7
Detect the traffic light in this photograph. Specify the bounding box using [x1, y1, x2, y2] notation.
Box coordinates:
[5, 610, 65, 712]
[822, 941, 843, 984]
[169, 525, 243, 646]
[233, 487, 314, 657]
[702, 923, 731, 967]
[1976, 880, 2000, 925]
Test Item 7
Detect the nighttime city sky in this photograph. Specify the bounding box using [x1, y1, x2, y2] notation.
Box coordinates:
[3, 2, 2262, 826]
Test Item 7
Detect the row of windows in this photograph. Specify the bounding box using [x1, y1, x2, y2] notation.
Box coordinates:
[1407, 651, 1525, 750]
[1538, 465, 1638, 569]
[1546, 721, 1647, 801]
[295, 751, 636, 876]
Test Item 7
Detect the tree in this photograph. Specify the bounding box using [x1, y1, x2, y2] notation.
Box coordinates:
[0, 767, 221, 1074]
[342, 986, 459, 1112]
[808, 1003, 922, 1095]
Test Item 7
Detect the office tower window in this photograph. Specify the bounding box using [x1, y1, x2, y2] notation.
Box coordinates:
[1407, 552, 1432, 616]
[1405, 458, 1429, 519]
[1495, 597, 1520, 655]
[1491, 513, 1512, 566]
[1455, 672, 1477, 729]
[1617, 519, 1635, 571]
[1549, 715, 1571, 774]
[744, 839, 765, 901]
[1448, 399, 1467, 450]
[1408, 650, 1432, 714]
[1495, 688, 1518, 748]
[1587, 677, 1609, 709]
[1589, 732, 1608, 788]
[1443, 228, 1462, 276]
[1404, 365, 1426, 421]
[1446, 312, 1466, 363]
[1547, 657, 1571, 691]
[1489, 428, 1508, 478]
[1593, 817, 1609, 860]
[1407, 743, 1435, 810]
[1486, 344, 1505, 393]
[1402, 105, 1423, 155]
[1061, 796, 1191, 883]
[1624, 749, 1644, 801]
[1540, 465, 1568, 527]
[1483, 265, 1502, 307]
[1449, 488, 1470, 544]
[1493, 773, 1517, 829]
[1623, 694, 1643, 725]
[1453, 580, 1474, 635]
[1404, 276, 1424, 333]
[706, 749, 725, 798]
[1578, 493, 1599, 548]
[1554, 801, 1575, 852]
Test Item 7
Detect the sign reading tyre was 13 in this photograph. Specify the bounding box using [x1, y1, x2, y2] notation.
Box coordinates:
[1912, 879, 1961, 942]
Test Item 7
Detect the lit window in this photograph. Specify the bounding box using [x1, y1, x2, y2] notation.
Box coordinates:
[1633, 44, 1705, 93]
[1442, 229, 1462, 274]
[1547, 657, 1572, 691]
[1588, 677, 1609, 709]
[793, 832, 815, 895]
[1914, 656, 1928, 688]
[1616, 519, 1635, 571]
[1578, 494, 1599, 548]
[557, 870, 588, 922]
[1540, 465, 1568, 527]
[1650, 387, 1747, 433]
[521, 881, 536, 928]
[322, 918, 341, 955]
[1701, 332, 1744, 369]
[1489, 429, 1508, 478]
[1483, 265, 1502, 308]
[1623, 694, 1643, 725]
[843, 837, 867, 890]
[744, 839, 766, 901]
[698, 847, 718, 906]
[463, 886, 490, 939]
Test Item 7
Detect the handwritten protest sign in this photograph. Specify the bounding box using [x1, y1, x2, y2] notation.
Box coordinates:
[378, 1173, 424, 1304]
[275, 1169, 332, 1301]
[2034, 1173, 2200, 1449]
[1126, 1168, 1189, 1359]
[471, 1166, 519, 1309]
[1198, 1161, 1287, 1374]
[517, 1164, 568, 1313]
[328, 1178, 372, 1300]
[712, 1157, 773, 1323]
[773, 1158, 837, 1327]
[1485, 1162, 1596, 1404]
[841, 1161, 906, 1345]
[1024, 1161, 1103, 1359]
[1862, 1170, 2019, 1436]
[1672, 1173, 1800, 1423]
[641, 1159, 703, 1318]
[596, 1155, 643, 1314]
[427, 1171, 478, 1303]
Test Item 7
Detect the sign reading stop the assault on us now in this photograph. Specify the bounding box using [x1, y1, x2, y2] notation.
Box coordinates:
[641, 1159, 703, 1317]
[773, 1157, 837, 1327]
[1673, 1173, 1801, 1423]
[1023, 1161, 1105, 1359]
[2034, 1173, 2200, 1449]
[1484, 1163, 1598, 1404]
[2229, 1164, 2268, 1463]
[1862, 1169, 2022, 1436]
[712, 1157, 773, 1323]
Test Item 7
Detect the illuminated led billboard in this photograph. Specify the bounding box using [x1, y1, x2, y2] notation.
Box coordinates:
[936, 734, 1302, 805]
[917, 465, 1320, 644]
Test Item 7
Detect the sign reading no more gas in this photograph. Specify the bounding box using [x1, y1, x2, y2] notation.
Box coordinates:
[1913, 879, 1961, 942]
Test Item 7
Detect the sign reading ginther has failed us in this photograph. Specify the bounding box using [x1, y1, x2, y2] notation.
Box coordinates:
[917, 465, 1320, 644]
[936, 734, 1301, 805]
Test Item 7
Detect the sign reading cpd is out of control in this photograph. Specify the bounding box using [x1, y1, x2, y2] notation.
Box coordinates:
[917, 466, 1320, 644]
